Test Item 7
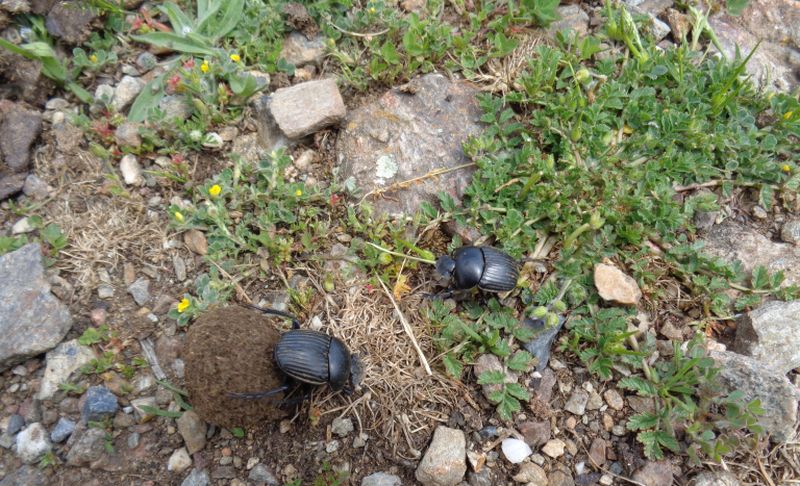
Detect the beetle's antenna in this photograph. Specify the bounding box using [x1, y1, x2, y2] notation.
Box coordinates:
[243, 303, 301, 329]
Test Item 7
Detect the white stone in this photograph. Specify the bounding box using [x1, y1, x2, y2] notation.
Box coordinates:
[15, 423, 52, 463]
[11, 218, 35, 234]
[501, 438, 532, 464]
[120, 154, 143, 186]
[37, 339, 96, 400]
[168, 447, 192, 473]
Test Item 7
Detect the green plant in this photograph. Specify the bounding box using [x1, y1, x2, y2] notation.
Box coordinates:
[38, 451, 58, 469]
[78, 325, 111, 346]
[0, 235, 28, 256]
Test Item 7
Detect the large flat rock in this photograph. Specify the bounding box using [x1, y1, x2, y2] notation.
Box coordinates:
[0, 244, 73, 371]
[337, 74, 484, 219]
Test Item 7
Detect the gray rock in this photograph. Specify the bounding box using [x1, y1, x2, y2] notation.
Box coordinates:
[23, 174, 52, 199]
[548, 468, 575, 486]
[94, 84, 114, 105]
[1, 0, 31, 13]
[0, 101, 42, 172]
[248, 463, 279, 485]
[522, 316, 565, 371]
[0, 172, 27, 200]
[702, 220, 800, 287]
[415, 426, 466, 486]
[0, 432, 14, 449]
[513, 462, 548, 485]
[361, 472, 402, 486]
[632, 461, 674, 486]
[467, 469, 494, 486]
[50, 417, 76, 443]
[130, 396, 156, 422]
[113, 75, 144, 112]
[547, 5, 589, 37]
[280, 32, 325, 67]
[565, 389, 590, 415]
[624, 0, 672, 15]
[37, 338, 96, 399]
[127, 277, 150, 305]
[709, 16, 797, 92]
[45, 1, 96, 44]
[473, 354, 518, 401]
[15, 423, 51, 463]
[177, 410, 207, 454]
[710, 350, 799, 442]
[81, 386, 118, 423]
[97, 284, 114, 299]
[337, 73, 483, 218]
[732, 300, 800, 374]
[690, 471, 740, 486]
[173, 255, 187, 281]
[45, 98, 69, 111]
[0, 465, 46, 486]
[66, 427, 105, 466]
[0, 244, 73, 371]
[331, 416, 354, 437]
[136, 51, 157, 72]
[6, 414, 25, 435]
[782, 219, 800, 246]
[268, 78, 345, 139]
[114, 122, 141, 147]
[182, 468, 211, 486]
[127, 432, 139, 449]
[159, 95, 192, 121]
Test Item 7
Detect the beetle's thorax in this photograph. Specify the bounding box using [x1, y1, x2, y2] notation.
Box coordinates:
[452, 246, 484, 289]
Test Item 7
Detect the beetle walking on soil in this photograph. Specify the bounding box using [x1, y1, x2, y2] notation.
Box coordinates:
[435, 246, 520, 296]
[228, 304, 363, 401]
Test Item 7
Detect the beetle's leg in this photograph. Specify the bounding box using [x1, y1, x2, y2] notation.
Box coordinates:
[243, 303, 301, 329]
[227, 384, 290, 400]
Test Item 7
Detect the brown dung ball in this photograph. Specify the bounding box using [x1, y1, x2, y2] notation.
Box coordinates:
[183, 305, 288, 427]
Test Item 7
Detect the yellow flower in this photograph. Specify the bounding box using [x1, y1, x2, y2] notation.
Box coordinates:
[294, 189, 303, 197]
[368, 6, 376, 13]
[783, 164, 792, 172]
[90, 54, 98, 63]
[784, 111, 794, 120]
[209, 184, 221, 198]
[177, 298, 190, 313]
[327, 38, 335, 47]
[200, 60, 209, 73]
[174, 211, 184, 222]
[230, 53, 241, 62]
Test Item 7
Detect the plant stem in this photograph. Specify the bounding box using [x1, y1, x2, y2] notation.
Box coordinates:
[366, 242, 436, 265]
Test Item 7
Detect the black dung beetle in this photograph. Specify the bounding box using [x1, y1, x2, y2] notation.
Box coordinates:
[435, 246, 519, 294]
[228, 304, 363, 401]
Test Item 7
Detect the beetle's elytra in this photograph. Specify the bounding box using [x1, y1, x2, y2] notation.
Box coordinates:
[228, 305, 362, 401]
[435, 246, 519, 293]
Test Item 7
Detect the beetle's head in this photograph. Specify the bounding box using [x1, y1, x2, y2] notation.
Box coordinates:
[350, 354, 364, 390]
[435, 255, 456, 282]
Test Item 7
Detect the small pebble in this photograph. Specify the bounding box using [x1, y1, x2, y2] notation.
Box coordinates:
[501, 438, 532, 464]
[542, 439, 566, 458]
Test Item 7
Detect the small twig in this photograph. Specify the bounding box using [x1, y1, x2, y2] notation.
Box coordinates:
[757, 454, 776, 486]
[209, 260, 253, 303]
[327, 19, 390, 38]
[674, 180, 723, 192]
[377, 277, 432, 376]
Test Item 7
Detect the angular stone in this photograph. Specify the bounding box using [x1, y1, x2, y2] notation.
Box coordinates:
[168, 447, 192, 473]
[45, 0, 97, 44]
[66, 427, 106, 466]
[114, 121, 142, 147]
[248, 463, 278, 485]
[518, 420, 550, 448]
[37, 339, 96, 400]
[280, 32, 325, 67]
[542, 439, 566, 458]
[732, 300, 800, 374]
[113, 75, 144, 112]
[564, 389, 590, 416]
[0, 244, 72, 371]
[415, 426, 466, 486]
[501, 438, 532, 464]
[337, 73, 483, 218]
[548, 5, 589, 37]
[177, 410, 207, 455]
[632, 461, 674, 486]
[512, 462, 547, 485]
[183, 229, 208, 256]
[0, 100, 42, 171]
[268, 78, 345, 139]
[0, 172, 27, 200]
[691, 471, 740, 486]
[702, 220, 800, 287]
[522, 315, 566, 371]
[127, 277, 151, 306]
[81, 386, 118, 424]
[361, 472, 402, 486]
[710, 350, 799, 442]
[331, 416, 353, 437]
[182, 468, 211, 486]
[782, 219, 800, 246]
[50, 417, 76, 443]
[594, 263, 642, 305]
[588, 438, 606, 467]
[15, 423, 51, 463]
